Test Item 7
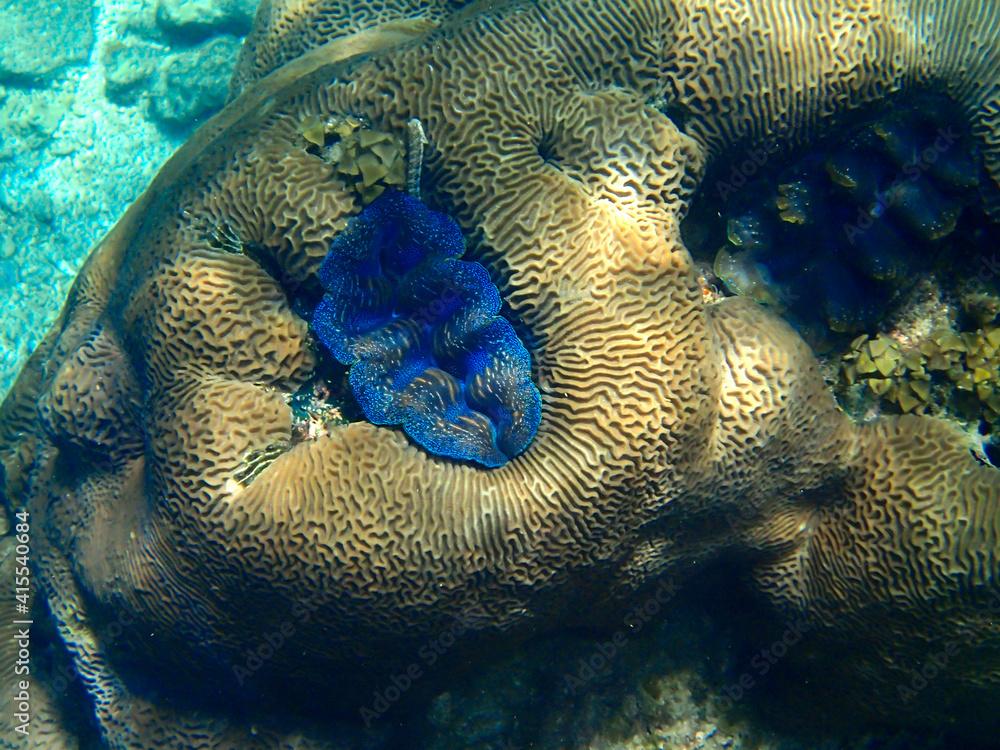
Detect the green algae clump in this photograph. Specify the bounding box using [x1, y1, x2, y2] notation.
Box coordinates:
[299, 114, 407, 203]
[841, 326, 1000, 424]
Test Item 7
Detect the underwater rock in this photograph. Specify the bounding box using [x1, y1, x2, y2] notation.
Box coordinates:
[149, 35, 243, 126]
[101, 37, 161, 104]
[313, 190, 542, 467]
[0, 0, 255, 398]
[0, 86, 74, 161]
[0, 0, 94, 84]
[417, 589, 934, 750]
[961, 276, 1000, 327]
[156, 0, 256, 40]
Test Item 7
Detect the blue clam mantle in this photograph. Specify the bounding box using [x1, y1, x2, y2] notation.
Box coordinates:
[312, 190, 541, 467]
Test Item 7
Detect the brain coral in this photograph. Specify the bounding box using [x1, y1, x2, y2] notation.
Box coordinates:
[0, 0, 998, 747]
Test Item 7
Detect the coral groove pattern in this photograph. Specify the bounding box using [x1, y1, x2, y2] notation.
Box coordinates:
[0, 0, 998, 747]
[313, 190, 541, 467]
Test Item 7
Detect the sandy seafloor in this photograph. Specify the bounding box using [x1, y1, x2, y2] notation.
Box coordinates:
[0, 0, 253, 399]
[0, 1, 991, 749]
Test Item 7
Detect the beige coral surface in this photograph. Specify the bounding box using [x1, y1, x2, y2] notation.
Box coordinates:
[1, 0, 999, 747]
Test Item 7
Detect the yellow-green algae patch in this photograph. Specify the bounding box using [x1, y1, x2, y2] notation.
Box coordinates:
[840, 326, 1000, 424]
[299, 113, 407, 203]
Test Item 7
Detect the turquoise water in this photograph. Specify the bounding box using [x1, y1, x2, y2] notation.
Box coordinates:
[0, 0, 252, 400]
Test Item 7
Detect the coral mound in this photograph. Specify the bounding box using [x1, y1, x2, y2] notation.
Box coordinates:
[0, 0, 999, 747]
[313, 190, 541, 466]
